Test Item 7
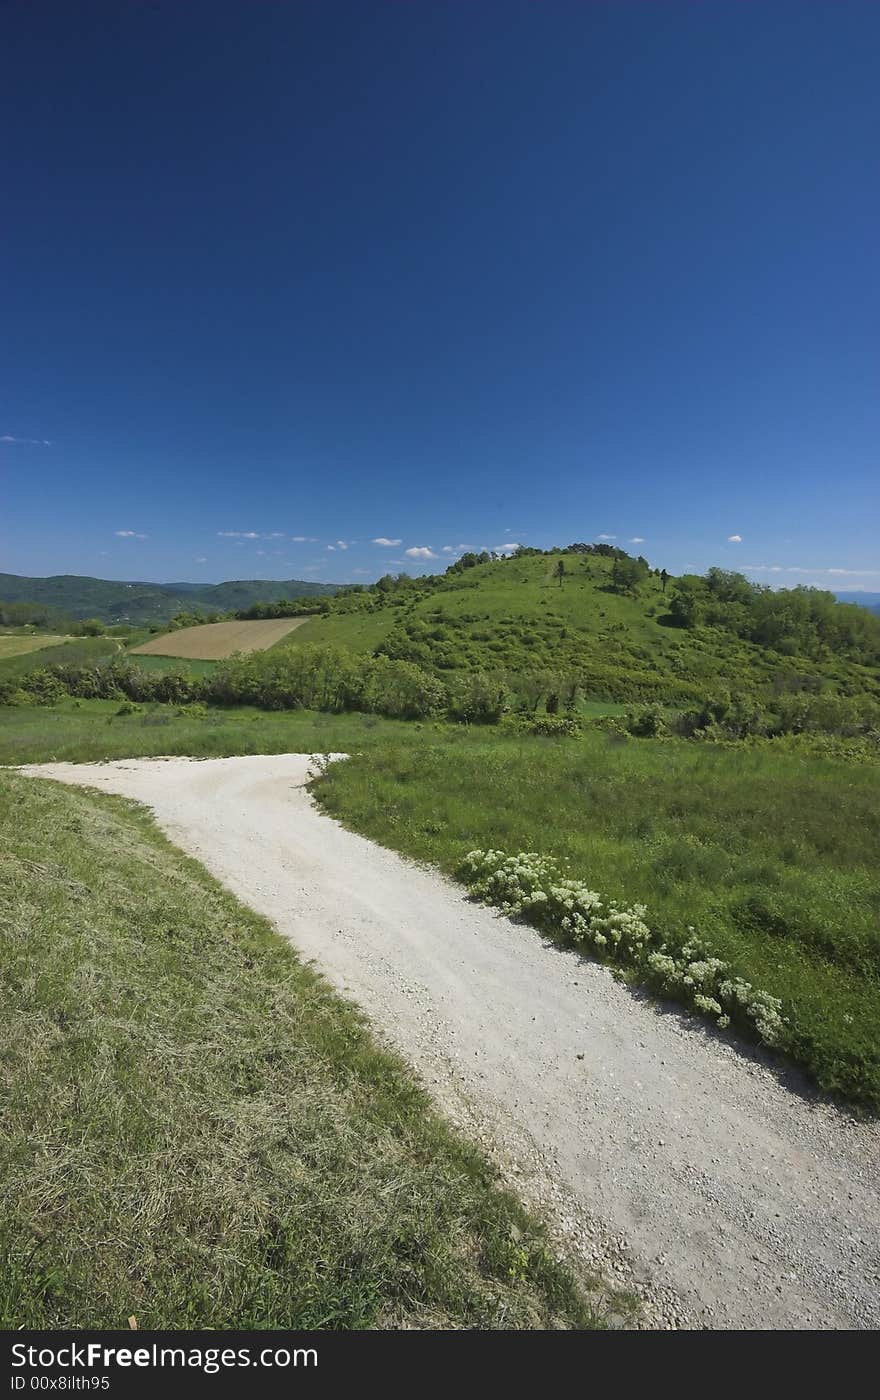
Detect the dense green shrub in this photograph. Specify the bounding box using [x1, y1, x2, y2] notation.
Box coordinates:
[446, 672, 507, 724]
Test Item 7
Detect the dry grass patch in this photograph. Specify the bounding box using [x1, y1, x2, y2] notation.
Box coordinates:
[131, 618, 308, 661]
[0, 635, 70, 659]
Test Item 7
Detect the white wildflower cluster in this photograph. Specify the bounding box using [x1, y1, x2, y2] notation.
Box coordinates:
[459, 849, 788, 1050]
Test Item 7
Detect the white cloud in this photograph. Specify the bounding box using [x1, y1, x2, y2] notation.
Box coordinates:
[194, 556, 208, 564]
[372, 537, 402, 547]
[217, 530, 260, 539]
[115, 530, 148, 539]
[291, 535, 318, 543]
[0, 434, 51, 446]
[405, 546, 438, 560]
[492, 542, 521, 555]
[442, 543, 472, 554]
[629, 536, 646, 544]
[598, 533, 616, 541]
[742, 565, 880, 577]
[352, 568, 370, 576]
[267, 531, 286, 539]
[727, 534, 743, 543]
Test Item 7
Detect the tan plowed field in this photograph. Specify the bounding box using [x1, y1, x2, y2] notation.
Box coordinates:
[130, 617, 308, 661]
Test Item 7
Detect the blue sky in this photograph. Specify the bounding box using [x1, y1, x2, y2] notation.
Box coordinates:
[2, 1, 878, 590]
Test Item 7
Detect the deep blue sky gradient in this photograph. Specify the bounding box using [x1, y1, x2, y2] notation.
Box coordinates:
[2, 1, 878, 589]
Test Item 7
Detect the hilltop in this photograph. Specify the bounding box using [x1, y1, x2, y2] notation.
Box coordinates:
[266, 548, 880, 707]
[0, 572, 341, 624]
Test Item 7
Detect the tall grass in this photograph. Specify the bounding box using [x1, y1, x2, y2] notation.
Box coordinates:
[312, 732, 880, 1109]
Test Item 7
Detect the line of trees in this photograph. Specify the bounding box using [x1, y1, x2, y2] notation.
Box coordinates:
[0, 645, 507, 724]
[668, 569, 880, 664]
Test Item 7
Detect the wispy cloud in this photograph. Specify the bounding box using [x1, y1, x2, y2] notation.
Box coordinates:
[372, 537, 402, 547]
[441, 544, 473, 555]
[492, 542, 521, 555]
[1, 434, 51, 446]
[291, 535, 319, 543]
[217, 530, 260, 539]
[727, 534, 743, 543]
[115, 529, 148, 539]
[405, 546, 438, 560]
[743, 565, 880, 577]
[194, 556, 208, 564]
[629, 536, 646, 544]
[598, 533, 616, 541]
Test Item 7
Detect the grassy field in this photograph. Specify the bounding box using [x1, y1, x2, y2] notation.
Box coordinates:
[0, 699, 422, 765]
[0, 636, 121, 683]
[131, 618, 309, 661]
[0, 634, 71, 659]
[2, 699, 877, 1108]
[284, 609, 398, 655]
[312, 733, 880, 1109]
[0, 769, 610, 1329]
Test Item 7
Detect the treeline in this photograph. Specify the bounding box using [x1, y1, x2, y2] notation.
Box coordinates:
[627, 691, 880, 744]
[669, 569, 880, 665]
[0, 599, 113, 635]
[1, 645, 507, 724]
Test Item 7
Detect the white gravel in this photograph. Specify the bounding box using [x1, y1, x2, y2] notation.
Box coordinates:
[20, 754, 880, 1330]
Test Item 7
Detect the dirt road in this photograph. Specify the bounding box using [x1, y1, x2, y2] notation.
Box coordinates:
[21, 755, 880, 1329]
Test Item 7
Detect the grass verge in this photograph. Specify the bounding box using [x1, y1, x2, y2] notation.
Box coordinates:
[0, 769, 609, 1329]
[311, 733, 880, 1111]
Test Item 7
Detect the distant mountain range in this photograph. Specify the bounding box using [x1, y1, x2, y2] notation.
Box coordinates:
[835, 592, 880, 616]
[0, 573, 341, 623]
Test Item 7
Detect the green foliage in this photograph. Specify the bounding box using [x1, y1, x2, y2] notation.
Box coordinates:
[626, 704, 667, 738]
[519, 714, 581, 738]
[446, 672, 507, 724]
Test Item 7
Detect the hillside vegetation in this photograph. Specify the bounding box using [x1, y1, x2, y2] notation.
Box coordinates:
[0, 770, 607, 1329]
[6, 550, 880, 740]
[0, 572, 340, 625]
[252, 549, 880, 708]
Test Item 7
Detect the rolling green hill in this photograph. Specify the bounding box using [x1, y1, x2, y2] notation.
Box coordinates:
[276, 551, 880, 706]
[0, 572, 341, 624]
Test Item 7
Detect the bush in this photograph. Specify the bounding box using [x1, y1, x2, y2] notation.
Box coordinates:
[522, 714, 580, 738]
[446, 672, 507, 724]
[626, 704, 667, 738]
